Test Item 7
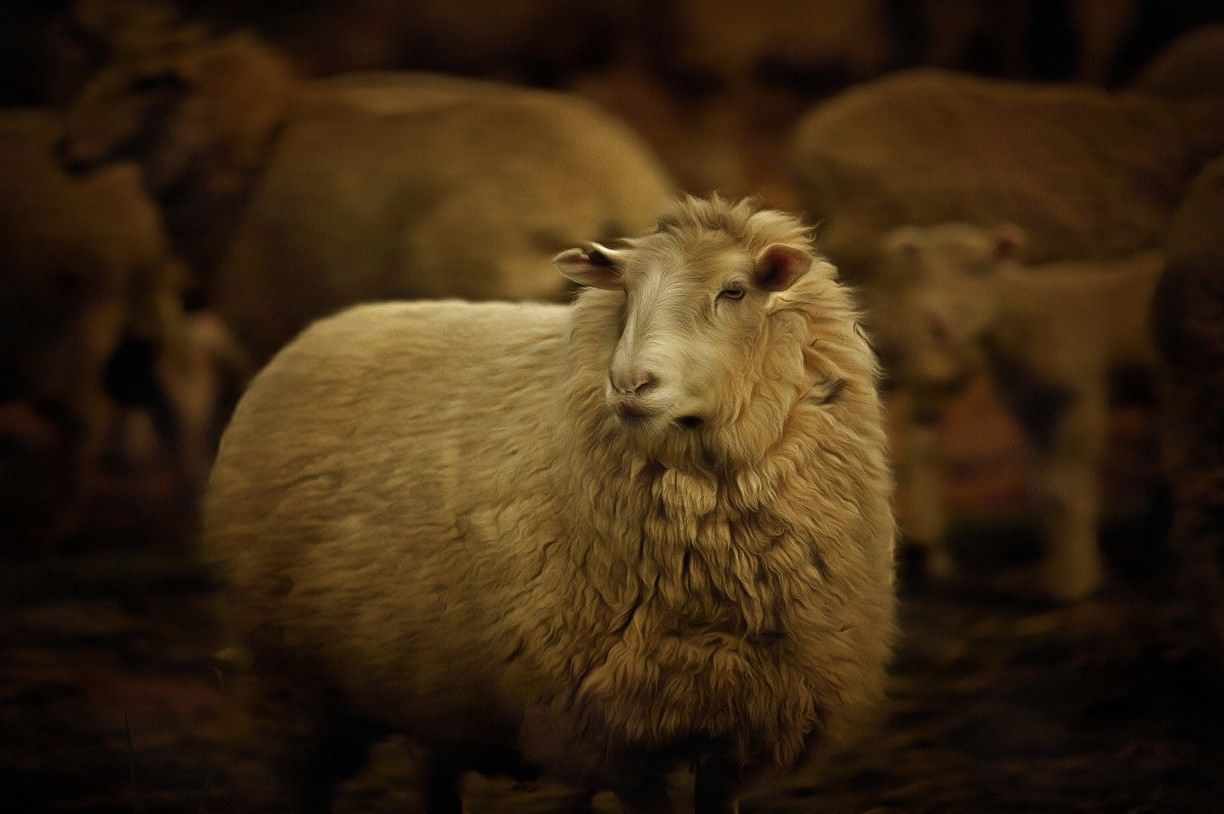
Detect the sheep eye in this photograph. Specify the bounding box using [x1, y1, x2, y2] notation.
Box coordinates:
[129, 72, 186, 94]
[718, 285, 746, 301]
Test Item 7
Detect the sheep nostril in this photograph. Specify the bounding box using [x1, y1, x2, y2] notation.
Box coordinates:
[633, 373, 658, 395]
[676, 415, 702, 429]
[611, 369, 658, 396]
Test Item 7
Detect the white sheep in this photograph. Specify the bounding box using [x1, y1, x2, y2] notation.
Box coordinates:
[204, 197, 896, 812]
[58, 32, 673, 360]
[868, 221, 1164, 600]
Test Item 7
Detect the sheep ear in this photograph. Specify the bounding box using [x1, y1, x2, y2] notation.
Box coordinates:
[993, 224, 1025, 259]
[754, 243, 812, 292]
[882, 226, 919, 259]
[553, 243, 626, 290]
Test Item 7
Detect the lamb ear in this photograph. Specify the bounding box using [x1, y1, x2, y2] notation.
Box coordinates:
[754, 243, 812, 292]
[993, 224, 1025, 259]
[882, 226, 919, 258]
[553, 243, 627, 290]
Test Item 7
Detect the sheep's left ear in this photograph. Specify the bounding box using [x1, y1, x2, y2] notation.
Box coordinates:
[754, 243, 812, 292]
[553, 243, 627, 290]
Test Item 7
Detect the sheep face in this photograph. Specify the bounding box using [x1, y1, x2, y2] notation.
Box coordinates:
[59, 50, 194, 190]
[59, 34, 296, 198]
[874, 222, 1024, 385]
[556, 227, 814, 458]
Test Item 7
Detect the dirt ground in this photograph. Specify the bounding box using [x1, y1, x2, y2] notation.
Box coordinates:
[3, 446, 1221, 813]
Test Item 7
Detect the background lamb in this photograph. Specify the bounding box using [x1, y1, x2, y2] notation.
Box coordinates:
[867, 222, 1163, 599]
[203, 197, 896, 811]
[0, 110, 242, 550]
[58, 32, 674, 360]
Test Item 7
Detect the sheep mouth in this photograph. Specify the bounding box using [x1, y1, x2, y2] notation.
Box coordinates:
[612, 397, 659, 422]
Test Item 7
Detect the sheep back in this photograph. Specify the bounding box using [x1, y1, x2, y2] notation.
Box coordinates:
[790, 69, 1221, 279]
[210, 73, 673, 361]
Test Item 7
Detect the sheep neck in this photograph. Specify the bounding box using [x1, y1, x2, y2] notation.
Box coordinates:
[554, 363, 825, 647]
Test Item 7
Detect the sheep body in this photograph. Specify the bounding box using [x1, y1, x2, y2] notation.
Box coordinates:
[204, 198, 896, 809]
[871, 221, 1163, 598]
[790, 69, 1223, 280]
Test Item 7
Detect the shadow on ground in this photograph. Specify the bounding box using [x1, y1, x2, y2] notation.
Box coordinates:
[2, 511, 1221, 813]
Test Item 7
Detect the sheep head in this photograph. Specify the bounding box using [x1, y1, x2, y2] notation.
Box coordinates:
[871, 221, 1024, 386]
[58, 32, 298, 200]
[556, 197, 841, 464]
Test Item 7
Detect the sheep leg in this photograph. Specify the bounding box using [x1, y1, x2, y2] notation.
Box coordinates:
[103, 334, 200, 508]
[615, 773, 672, 814]
[419, 755, 463, 814]
[230, 670, 383, 813]
[1021, 385, 1108, 600]
[899, 390, 955, 579]
[693, 751, 742, 814]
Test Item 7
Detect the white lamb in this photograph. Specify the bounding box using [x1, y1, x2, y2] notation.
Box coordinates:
[204, 197, 897, 812]
[868, 221, 1163, 600]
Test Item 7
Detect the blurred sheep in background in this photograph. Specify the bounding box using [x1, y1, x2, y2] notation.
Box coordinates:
[789, 64, 1223, 283]
[1132, 23, 1224, 102]
[0, 111, 243, 552]
[787, 24, 1222, 601]
[59, 31, 674, 361]
[868, 223, 1163, 598]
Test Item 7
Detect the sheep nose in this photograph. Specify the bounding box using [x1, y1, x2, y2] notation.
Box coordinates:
[610, 369, 658, 396]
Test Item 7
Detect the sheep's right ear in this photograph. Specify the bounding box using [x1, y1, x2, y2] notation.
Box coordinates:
[553, 243, 626, 290]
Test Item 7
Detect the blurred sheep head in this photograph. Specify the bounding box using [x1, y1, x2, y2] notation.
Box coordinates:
[871, 222, 1025, 386]
[58, 31, 298, 198]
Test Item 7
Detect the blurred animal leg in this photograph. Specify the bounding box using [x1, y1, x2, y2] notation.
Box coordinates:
[1028, 387, 1108, 600]
[694, 751, 742, 814]
[616, 772, 672, 814]
[900, 391, 954, 579]
[230, 669, 382, 814]
[419, 752, 463, 814]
